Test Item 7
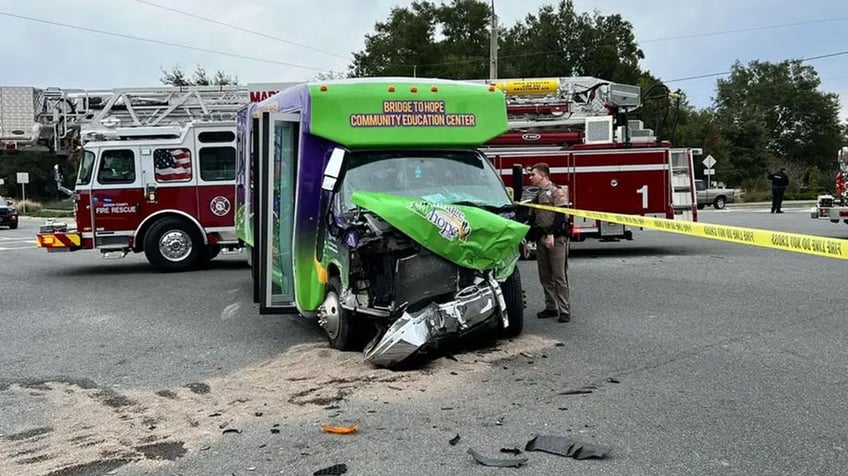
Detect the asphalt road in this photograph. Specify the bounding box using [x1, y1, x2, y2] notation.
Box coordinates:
[2, 207, 848, 475]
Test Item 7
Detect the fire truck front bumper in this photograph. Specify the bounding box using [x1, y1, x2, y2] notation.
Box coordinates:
[37, 221, 83, 252]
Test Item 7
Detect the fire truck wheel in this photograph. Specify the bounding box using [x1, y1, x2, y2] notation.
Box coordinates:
[205, 245, 221, 261]
[499, 267, 524, 338]
[144, 217, 203, 272]
[321, 277, 356, 351]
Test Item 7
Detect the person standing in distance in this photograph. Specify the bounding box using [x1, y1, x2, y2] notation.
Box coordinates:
[767, 168, 790, 213]
[527, 163, 571, 322]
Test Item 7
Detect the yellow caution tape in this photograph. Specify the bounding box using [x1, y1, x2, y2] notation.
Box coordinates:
[519, 202, 848, 260]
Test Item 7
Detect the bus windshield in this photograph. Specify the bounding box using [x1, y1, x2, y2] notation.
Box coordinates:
[339, 150, 511, 212]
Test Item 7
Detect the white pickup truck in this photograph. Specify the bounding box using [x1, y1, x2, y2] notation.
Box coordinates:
[694, 179, 736, 210]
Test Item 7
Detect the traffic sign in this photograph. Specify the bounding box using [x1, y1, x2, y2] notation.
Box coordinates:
[16, 172, 29, 184]
[702, 154, 716, 169]
[704, 168, 715, 176]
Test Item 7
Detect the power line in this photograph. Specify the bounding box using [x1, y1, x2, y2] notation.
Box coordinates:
[640, 16, 848, 43]
[134, 0, 350, 61]
[0, 10, 328, 72]
[412, 15, 848, 69]
[663, 49, 848, 84]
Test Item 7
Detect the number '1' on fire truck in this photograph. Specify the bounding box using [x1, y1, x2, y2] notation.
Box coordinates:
[27, 83, 295, 271]
[468, 76, 699, 253]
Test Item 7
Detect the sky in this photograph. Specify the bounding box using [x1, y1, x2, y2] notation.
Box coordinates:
[2, 0, 848, 118]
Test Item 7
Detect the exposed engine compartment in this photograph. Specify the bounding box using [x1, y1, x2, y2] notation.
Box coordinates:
[333, 209, 509, 367]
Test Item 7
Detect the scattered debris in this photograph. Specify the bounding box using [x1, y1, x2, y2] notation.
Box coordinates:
[313, 463, 348, 475]
[500, 447, 522, 455]
[255, 411, 263, 417]
[134, 441, 187, 461]
[606, 378, 620, 384]
[525, 435, 611, 460]
[441, 407, 453, 411]
[387, 385, 403, 391]
[468, 448, 528, 467]
[208, 412, 223, 417]
[559, 389, 593, 396]
[154, 390, 178, 399]
[555, 342, 565, 347]
[222, 429, 241, 435]
[449, 434, 461, 446]
[184, 383, 211, 394]
[495, 416, 504, 426]
[520, 352, 533, 359]
[320, 424, 358, 435]
[270, 428, 281, 434]
[323, 405, 340, 410]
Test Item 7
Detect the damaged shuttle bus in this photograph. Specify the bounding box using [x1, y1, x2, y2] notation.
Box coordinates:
[235, 78, 530, 368]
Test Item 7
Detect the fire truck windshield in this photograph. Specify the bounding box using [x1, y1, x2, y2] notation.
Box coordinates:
[338, 150, 511, 212]
[77, 150, 96, 185]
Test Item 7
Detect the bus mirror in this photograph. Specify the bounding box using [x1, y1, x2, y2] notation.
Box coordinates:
[505, 186, 514, 201]
[322, 147, 346, 191]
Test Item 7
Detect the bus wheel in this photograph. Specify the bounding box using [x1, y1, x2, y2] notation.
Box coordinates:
[320, 277, 356, 351]
[499, 267, 524, 338]
[144, 217, 202, 272]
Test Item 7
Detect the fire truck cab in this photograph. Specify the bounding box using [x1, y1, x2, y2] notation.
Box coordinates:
[61, 123, 240, 270]
[30, 83, 296, 271]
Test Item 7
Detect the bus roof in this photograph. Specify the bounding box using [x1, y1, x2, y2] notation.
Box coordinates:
[254, 77, 509, 148]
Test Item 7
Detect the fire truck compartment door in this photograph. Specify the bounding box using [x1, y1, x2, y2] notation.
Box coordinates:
[91, 147, 143, 247]
[257, 112, 300, 314]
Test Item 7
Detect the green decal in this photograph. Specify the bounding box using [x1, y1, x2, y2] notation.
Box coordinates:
[351, 191, 528, 270]
[309, 81, 507, 148]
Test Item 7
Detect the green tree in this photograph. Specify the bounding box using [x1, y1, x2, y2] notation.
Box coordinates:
[349, 1, 441, 78]
[160, 65, 239, 86]
[713, 59, 843, 183]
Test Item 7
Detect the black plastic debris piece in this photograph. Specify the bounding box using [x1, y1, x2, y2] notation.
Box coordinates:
[468, 448, 528, 467]
[500, 447, 522, 455]
[270, 428, 281, 434]
[524, 435, 611, 460]
[449, 434, 461, 446]
[606, 378, 620, 384]
[559, 389, 593, 395]
[313, 463, 347, 475]
[222, 428, 241, 435]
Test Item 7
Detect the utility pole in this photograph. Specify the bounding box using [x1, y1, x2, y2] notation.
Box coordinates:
[489, 0, 498, 80]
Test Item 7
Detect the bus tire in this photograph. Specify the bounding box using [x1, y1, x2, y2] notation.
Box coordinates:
[499, 267, 524, 338]
[321, 276, 356, 351]
[144, 217, 203, 272]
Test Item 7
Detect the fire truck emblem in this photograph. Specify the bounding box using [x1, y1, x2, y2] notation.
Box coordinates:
[210, 196, 231, 217]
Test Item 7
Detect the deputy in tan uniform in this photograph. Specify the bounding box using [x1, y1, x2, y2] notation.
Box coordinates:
[527, 163, 571, 322]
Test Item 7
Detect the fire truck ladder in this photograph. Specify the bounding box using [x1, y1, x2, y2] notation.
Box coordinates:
[69, 85, 263, 144]
[467, 76, 657, 146]
[1, 83, 300, 154]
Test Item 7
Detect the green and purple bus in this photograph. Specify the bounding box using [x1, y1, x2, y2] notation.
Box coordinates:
[235, 77, 528, 368]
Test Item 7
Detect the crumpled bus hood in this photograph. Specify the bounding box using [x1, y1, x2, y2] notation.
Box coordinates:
[351, 191, 529, 270]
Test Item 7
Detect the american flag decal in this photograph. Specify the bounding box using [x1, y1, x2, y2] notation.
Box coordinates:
[154, 148, 192, 181]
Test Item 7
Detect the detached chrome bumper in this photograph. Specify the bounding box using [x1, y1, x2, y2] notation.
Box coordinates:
[364, 275, 507, 368]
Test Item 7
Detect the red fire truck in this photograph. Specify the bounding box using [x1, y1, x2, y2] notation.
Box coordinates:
[471, 77, 699, 250]
[20, 83, 295, 271]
